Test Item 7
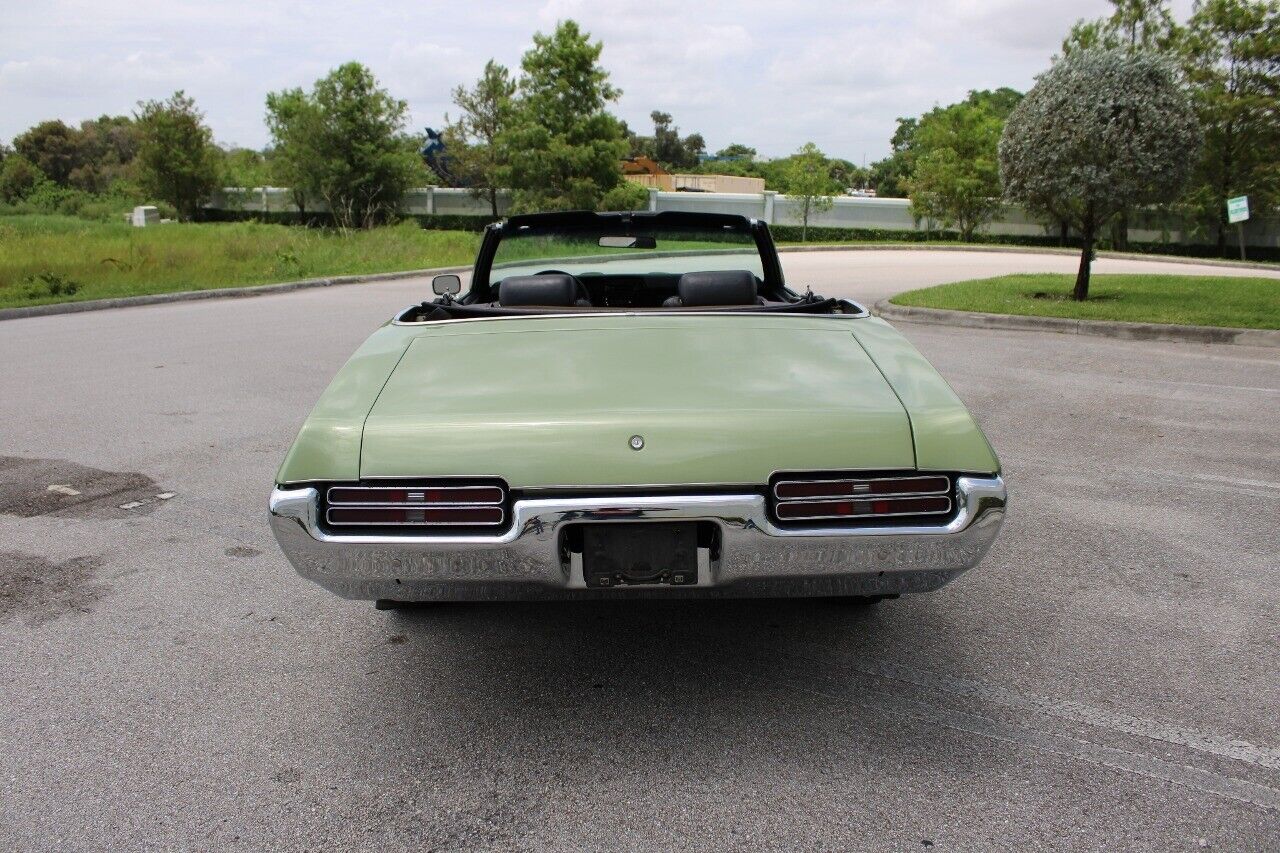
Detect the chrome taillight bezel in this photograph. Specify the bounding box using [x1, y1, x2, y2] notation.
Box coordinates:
[768, 472, 956, 525]
[322, 479, 509, 530]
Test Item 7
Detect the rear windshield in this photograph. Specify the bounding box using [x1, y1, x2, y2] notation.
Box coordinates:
[491, 226, 764, 282]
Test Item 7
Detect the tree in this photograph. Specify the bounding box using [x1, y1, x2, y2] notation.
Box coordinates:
[134, 91, 221, 220]
[497, 20, 629, 212]
[219, 146, 273, 188]
[1179, 0, 1280, 253]
[869, 117, 917, 197]
[1000, 49, 1200, 300]
[627, 111, 705, 169]
[781, 142, 837, 241]
[266, 63, 423, 229]
[908, 97, 1011, 240]
[0, 155, 44, 202]
[1063, 0, 1179, 54]
[71, 115, 141, 192]
[13, 120, 83, 185]
[714, 143, 756, 161]
[1063, 2, 1181, 249]
[264, 88, 318, 214]
[446, 60, 516, 215]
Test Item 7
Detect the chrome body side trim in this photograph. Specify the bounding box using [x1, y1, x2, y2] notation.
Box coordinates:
[269, 475, 1006, 601]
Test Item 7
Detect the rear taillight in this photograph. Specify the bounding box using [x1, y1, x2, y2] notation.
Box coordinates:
[774, 475, 949, 500]
[325, 481, 507, 528]
[771, 474, 953, 523]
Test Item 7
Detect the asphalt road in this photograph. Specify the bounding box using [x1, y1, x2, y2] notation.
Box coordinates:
[1, 250, 1278, 850]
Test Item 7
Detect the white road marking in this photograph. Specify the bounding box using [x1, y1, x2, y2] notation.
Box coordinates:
[822, 653, 1280, 771]
[156, 492, 176, 500]
[787, 669, 1280, 812]
[118, 501, 145, 510]
[46, 484, 81, 496]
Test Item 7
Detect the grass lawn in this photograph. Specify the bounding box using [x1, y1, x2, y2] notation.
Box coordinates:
[890, 273, 1280, 330]
[0, 215, 482, 310]
[0, 215, 762, 310]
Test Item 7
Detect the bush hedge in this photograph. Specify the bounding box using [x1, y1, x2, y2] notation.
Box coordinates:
[196, 208, 1279, 263]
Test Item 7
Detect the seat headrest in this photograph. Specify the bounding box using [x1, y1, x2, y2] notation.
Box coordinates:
[498, 274, 581, 307]
[676, 270, 758, 307]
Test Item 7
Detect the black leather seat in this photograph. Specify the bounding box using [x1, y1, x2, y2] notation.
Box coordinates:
[498, 274, 591, 307]
[663, 270, 760, 307]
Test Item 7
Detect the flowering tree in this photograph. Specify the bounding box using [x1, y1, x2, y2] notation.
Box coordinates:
[999, 49, 1199, 300]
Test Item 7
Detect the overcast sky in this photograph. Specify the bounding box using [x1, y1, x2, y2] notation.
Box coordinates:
[1, 0, 1196, 162]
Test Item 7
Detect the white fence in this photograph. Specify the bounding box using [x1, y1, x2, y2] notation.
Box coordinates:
[209, 186, 1279, 249]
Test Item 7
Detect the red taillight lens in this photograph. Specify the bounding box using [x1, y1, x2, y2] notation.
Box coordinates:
[774, 475, 949, 501]
[328, 485, 504, 505]
[774, 495, 951, 521]
[327, 506, 504, 526]
[325, 481, 507, 528]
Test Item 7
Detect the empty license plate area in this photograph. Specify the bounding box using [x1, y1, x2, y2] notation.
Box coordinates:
[580, 522, 699, 587]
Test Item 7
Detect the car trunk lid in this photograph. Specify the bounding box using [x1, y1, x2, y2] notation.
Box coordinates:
[359, 318, 915, 488]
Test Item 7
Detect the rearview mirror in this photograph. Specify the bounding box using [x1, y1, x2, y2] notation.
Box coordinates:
[432, 274, 462, 296]
[598, 235, 657, 249]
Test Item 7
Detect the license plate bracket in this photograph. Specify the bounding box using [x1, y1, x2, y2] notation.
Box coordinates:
[581, 523, 698, 587]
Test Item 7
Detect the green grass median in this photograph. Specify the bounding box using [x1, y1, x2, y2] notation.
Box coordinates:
[0, 215, 482, 310]
[890, 273, 1280, 330]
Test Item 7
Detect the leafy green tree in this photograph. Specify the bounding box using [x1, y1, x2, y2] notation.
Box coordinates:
[0, 154, 45, 202]
[908, 97, 1012, 240]
[70, 116, 141, 193]
[446, 60, 517, 215]
[634, 111, 704, 169]
[134, 91, 221, 220]
[781, 142, 837, 241]
[869, 117, 917, 198]
[1179, 0, 1280, 253]
[1063, 0, 1179, 54]
[1000, 49, 1200, 300]
[266, 63, 423, 229]
[219, 146, 273, 188]
[714, 143, 756, 161]
[1063, 2, 1181, 248]
[13, 120, 83, 185]
[263, 88, 319, 214]
[497, 20, 629, 212]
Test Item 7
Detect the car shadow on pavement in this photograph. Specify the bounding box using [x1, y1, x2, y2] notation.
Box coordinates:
[345, 597, 979, 778]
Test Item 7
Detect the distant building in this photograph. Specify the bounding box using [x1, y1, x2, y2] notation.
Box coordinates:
[621, 156, 766, 195]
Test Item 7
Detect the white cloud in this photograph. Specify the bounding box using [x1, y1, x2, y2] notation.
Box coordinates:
[0, 0, 1200, 159]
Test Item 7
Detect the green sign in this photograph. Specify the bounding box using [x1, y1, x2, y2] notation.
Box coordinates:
[1227, 195, 1250, 224]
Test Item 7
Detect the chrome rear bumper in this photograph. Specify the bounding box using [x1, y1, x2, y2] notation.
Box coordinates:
[268, 476, 1006, 601]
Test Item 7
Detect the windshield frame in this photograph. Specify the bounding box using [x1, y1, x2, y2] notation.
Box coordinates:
[467, 210, 785, 303]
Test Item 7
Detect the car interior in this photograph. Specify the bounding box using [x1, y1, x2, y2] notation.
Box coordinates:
[494, 269, 769, 310]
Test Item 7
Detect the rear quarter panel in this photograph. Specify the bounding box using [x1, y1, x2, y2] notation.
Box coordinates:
[849, 317, 1001, 474]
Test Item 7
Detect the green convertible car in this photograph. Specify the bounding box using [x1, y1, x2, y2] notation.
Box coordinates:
[269, 210, 1006, 606]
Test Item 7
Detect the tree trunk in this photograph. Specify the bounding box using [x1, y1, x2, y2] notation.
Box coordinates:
[1113, 210, 1129, 252]
[1074, 228, 1094, 301]
[489, 187, 499, 217]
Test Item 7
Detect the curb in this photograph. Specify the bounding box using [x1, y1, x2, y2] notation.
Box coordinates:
[874, 299, 1280, 349]
[0, 265, 469, 323]
[778, 243, 1280, 272]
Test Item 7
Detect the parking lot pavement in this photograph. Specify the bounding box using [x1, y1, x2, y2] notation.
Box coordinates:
[1, 251, 1277, 849]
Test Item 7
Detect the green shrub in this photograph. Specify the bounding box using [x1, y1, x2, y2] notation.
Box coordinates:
[598, 181, 651, 211]
[0, 156, 44, 202]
